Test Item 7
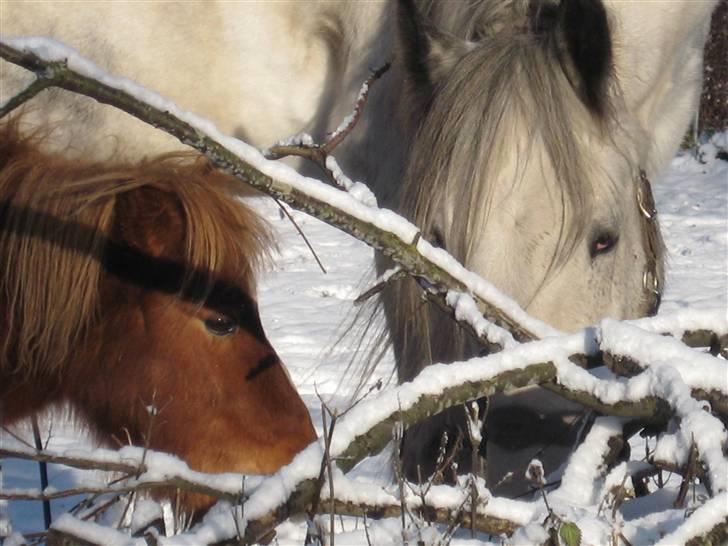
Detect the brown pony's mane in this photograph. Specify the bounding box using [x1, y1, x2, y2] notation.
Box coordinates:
[0, 119, 272, 380]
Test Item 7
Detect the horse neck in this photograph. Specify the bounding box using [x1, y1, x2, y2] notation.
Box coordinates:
[605, 0, 716, 175]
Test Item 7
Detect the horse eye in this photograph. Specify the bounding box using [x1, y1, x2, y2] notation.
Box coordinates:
[204, 315, 237, 336]
[590, 231, 618, 258]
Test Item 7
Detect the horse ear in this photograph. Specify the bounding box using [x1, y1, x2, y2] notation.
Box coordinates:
[396, 0, 471, 121]
[537, 0, 612, 116]
[115, 188, 185, 259]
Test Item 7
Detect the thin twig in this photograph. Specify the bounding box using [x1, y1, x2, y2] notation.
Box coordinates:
[674, 438, 700, 508]
[354, 267, 407, 305]
[363, 513, 373, 546]
[274, 197, 327, 274]
[315, 395, 339, 546]
[2, 426, 35, 449]
[80, 495, 123, 523]
[30, 417, 52, 529]
[267, 63, 391, 162]
[324, 63, 391, 152]
[392, 416, 408, 533]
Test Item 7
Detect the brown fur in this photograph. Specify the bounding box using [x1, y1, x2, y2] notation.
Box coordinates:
[0, 119, 316, 512]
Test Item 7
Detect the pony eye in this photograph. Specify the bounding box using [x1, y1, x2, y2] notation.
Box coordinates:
[203, 315, 237, 336]
[590, 231, 618, 258]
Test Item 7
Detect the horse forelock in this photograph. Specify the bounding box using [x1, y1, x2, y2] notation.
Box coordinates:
[114, 154, 274, 287]
[0, 120, 272, 380]
[405, 35, 603, 269]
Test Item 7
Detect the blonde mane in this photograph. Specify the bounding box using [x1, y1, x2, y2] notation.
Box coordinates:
[0, 120, 272, 380]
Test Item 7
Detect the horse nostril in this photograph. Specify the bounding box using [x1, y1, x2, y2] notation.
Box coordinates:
[430, 226, 446, 249]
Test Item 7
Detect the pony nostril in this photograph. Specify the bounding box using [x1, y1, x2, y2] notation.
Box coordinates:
[589, 230, 618, 258]
[430, 226, 446, 249]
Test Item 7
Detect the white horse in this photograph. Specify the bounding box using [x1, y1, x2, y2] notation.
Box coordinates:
[1, 0, 716, 495]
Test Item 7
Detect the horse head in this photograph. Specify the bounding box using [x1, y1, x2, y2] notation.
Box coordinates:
[0, 127, 317, 513]
[381, 0, 683, 492]
[388, 0, 665, 379]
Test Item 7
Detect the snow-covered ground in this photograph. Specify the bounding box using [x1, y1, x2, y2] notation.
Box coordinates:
[1, 138, 726, 544]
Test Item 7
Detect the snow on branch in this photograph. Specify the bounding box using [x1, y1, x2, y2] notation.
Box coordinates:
[2, 37, 727, 361]
[5, 318, 723, 543]
[0, 36, 548, 349]
[0, 444, 254, 503]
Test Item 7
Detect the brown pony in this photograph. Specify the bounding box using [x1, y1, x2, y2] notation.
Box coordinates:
[0, 119, 316, 512]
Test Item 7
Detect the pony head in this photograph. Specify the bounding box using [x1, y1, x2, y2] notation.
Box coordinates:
[0, 121, 317, 512]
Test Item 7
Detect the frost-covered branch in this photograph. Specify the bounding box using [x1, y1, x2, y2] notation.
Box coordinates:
[0, 345, 680, 543]
[0, 445, 248, 504]
[2, 316, 725, 543]
[264, 63, 389, 206]
[600, 320, 728, 415]
[0, 37, 544, 347]
[3, 37, 726, 367]
[265, 63, 390, 166]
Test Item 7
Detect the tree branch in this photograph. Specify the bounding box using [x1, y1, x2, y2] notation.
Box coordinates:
[0, 38, 543, 344]
[0, 446, 241, 503]
[0, 77, 52, 118]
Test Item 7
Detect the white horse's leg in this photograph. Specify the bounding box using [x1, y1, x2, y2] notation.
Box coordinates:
[485, 390, 585, 497]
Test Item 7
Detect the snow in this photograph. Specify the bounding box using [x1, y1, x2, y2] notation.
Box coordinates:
[3, 34, 563, 348]
[447, 291, 519, 349]
[653, 492, 728, 546]
[324, 155, 379, 207]
[599, 319, 727, 393]
[52, 513, 145, 546]
[268, 132, 315, 149]
[4, 146, 724, 543]
[0, 35, 727, 546]
[551, 417, 623, 507]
